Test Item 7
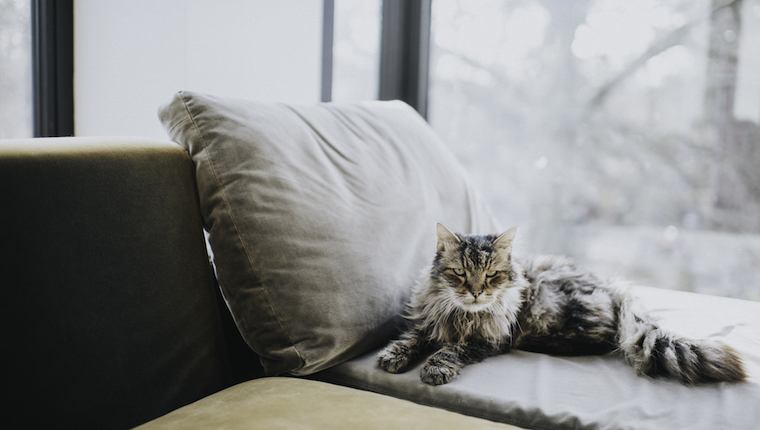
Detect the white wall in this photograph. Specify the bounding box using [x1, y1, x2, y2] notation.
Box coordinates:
[74, 0, 323, 139]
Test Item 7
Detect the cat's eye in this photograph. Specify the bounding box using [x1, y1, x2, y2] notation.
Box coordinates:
[486, 270, 498, 277]
[452, 268, 465, 276]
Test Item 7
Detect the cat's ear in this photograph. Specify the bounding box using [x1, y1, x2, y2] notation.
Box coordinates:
[493, 226, 518, 252]
[436, 223, 461, 252]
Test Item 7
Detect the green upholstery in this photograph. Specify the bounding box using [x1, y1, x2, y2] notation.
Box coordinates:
[1, 138, 232, 429]
[135, 377, 523, 430]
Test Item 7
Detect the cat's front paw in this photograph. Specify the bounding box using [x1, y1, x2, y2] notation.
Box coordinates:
[421, 359, 459, 385]
[377, 342, 413, 373]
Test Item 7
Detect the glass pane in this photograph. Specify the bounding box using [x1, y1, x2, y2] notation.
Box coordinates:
[332, 0, 381, 102]
[0, 0, 32, 138]
[429, 0, 760, 300]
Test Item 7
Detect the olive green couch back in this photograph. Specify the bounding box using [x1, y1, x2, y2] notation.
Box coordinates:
[0, 137, 259, 430]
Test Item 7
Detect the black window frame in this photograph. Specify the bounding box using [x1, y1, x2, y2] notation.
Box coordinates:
[321, 0, 335, 103]
[32, 0, 74, 137]
[322, 0, 431, 118]
[378, 0, 431, 119]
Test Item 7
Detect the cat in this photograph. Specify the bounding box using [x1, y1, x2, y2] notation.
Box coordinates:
[377, 223, 747, 386]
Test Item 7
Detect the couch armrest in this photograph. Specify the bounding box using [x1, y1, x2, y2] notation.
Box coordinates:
[1, 137, 233, 429]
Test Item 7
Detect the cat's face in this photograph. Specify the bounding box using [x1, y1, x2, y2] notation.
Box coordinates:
[434, 223, 518, 312]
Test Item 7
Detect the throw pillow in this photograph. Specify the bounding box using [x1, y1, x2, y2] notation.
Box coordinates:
[158, 91, 499, 375]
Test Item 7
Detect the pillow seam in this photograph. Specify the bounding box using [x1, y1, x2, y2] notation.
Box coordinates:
[176, 91, 306, 372]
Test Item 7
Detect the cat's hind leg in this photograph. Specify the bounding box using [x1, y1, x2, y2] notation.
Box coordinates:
[378, 328, 425, 373]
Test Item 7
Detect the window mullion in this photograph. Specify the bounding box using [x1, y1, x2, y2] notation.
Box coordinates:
[379, 0, 431, 119]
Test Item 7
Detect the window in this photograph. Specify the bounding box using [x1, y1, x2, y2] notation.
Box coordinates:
[0, 0, 73, 138]
[31, 0, 73, 137]
[0, 0, 33, 138]
[428, 0, 760, 300]
[331, 0, 382, 102]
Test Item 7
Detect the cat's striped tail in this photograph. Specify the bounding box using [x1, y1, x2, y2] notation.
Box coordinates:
[616, 297, 747, 385]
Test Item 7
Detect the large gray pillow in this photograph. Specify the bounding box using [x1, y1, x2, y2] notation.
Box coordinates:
[158, 91, 499, 376]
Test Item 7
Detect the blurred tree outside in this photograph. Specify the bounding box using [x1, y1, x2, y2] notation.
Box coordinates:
[0, 0, 32, 139]
[427, 0, 760, 300]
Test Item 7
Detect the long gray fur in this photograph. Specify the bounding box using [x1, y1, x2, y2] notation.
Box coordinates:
[377, 223, 747, 386]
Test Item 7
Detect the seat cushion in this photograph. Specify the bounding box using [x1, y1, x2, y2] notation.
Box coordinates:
[315, 286, 760, 430]
[158, 92, 499, 376]
[134, 377, 524, 430]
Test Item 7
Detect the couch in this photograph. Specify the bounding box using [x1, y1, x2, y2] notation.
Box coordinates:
[2, 92, 758, 430]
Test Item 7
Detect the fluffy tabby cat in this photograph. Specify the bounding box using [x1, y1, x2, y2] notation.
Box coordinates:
[378, 223, 747, 386]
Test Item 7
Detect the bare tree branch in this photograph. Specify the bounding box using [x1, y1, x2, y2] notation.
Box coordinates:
[586, 0, 742, 111]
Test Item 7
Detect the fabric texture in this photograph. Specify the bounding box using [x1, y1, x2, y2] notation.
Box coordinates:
[0, 137, 231, 430]
[158, 91, 499, 376]
[135, 377, 524, 430]
[315, 286, 760, 430]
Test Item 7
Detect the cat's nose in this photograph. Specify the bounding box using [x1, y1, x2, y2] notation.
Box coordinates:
[470, 289, 482, 298]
